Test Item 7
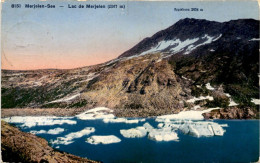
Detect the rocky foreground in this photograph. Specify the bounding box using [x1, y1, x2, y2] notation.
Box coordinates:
[1, 121, 99, 163]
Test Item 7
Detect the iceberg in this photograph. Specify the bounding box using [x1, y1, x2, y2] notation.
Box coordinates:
[148, 128, 179, 141]
[86, 135, 121, 145]
[2, 116, 76, 128]
[103, 118, 139, 124]
[120, 123, 153, 138]
[179, 121, 225, 137]
[76, 107, 115, 120]
[30, 127, 64, 135]
[120, 127, 147, 138]
[51, 127, 95, 145]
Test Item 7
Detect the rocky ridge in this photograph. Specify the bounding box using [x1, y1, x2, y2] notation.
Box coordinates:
[1, 121, 99, 163]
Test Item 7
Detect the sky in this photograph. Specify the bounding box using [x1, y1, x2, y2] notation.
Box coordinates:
[1, 0, 259, 70]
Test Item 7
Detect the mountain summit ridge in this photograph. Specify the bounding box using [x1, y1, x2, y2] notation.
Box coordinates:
[119, 18, 259, 59]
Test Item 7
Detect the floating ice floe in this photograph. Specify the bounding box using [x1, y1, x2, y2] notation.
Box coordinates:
[103, 118, 139, 124]
[205, 83, 215, 90]
[120, 127, 147, 138]
[76, 107, 145, 124]
[76, 107, 115, 120]
[30, 127, 65, 135]
[120, 122, 179, 141]
[148, 128, 179, 141]
[187, 95, 214, 103]
[156, 108, 219, 121]
[86, 135, 121, 145]
[51, 127, 95, 145]
[2, 116, 76, 128]
[121, 119, 226, 141]
[120, 123, 151, 138]
[251, 98, 260, 105]
[178, 121, 226, 137]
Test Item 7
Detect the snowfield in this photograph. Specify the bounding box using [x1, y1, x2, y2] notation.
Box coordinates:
[47, 93, 81, 104]
[138, 34, 222, 57]
[155, 108, 219, 121]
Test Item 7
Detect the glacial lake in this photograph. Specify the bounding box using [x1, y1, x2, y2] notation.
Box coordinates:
[4, 115, 259, 163]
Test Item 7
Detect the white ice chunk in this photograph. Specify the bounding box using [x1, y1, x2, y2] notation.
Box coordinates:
[157, 123, 164, 128]
[51, 127, 95, 145]
[120, 127, 147, 138]
[47, 128, 65, 135]
[2, 116, 76, 128]
[86, 135, 121, 145]
[210, 123, 225, 136]
[76, 107, 115, 120]
[148, 128, 179, 141]
[30, 130, 47, 134]
[103, 118, 139, 124]
[179, 121, 225, 137]
[143, 122, 154, 130]
[30, 127, 65, 135]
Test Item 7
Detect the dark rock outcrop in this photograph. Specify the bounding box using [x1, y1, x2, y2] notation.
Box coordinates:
[1, 121, 100, 163]
[203, 107, 258, 119]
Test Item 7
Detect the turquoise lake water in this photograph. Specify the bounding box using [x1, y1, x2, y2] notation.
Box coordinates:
[8, 118, 259, 163]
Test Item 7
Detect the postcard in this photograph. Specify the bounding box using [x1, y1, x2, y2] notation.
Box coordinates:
[1, 0, 259, 162]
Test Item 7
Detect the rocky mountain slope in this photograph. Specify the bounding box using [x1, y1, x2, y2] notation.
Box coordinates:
[1, 121, 99, 162]
[1, 18, 259, 118]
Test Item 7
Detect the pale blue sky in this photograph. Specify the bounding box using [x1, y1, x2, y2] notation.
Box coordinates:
[1, 0, 259, 70]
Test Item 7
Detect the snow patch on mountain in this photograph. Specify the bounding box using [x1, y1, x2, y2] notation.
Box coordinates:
[138, 34, 222, 57]
[47, 93, 80, 104]
[184, 34, 222, 54]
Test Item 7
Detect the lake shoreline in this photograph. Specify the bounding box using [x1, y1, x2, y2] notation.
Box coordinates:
[1, 107, 258, 119]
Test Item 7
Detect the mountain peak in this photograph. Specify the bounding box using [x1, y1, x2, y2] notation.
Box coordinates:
[118, 18, 259, 59]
